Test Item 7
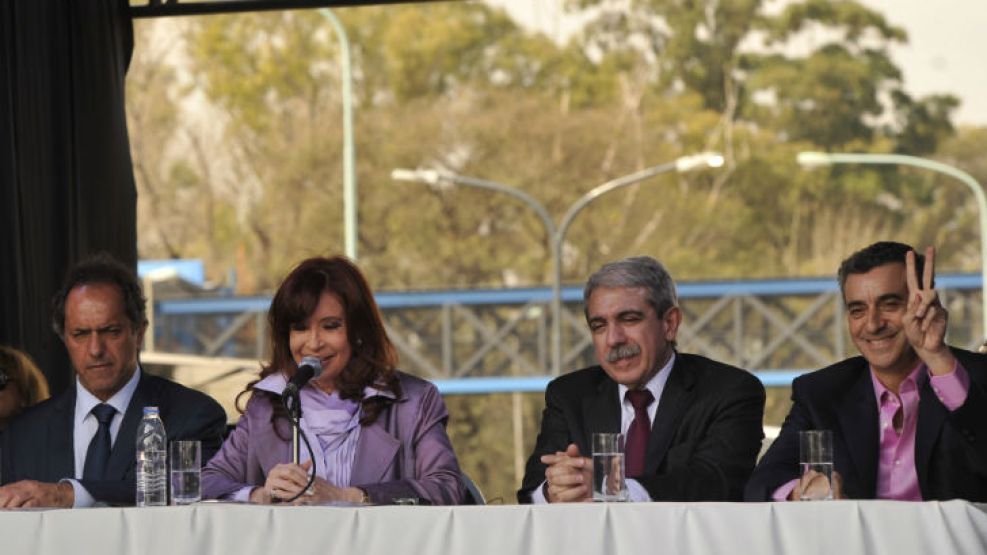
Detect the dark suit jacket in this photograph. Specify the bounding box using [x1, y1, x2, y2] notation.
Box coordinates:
[517, 352, 766, 503]
[745, 348, 987, 501]
[0, 371, 227, 505]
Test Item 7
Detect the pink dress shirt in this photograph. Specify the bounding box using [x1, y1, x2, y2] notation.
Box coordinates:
[773, 360, 969, 501]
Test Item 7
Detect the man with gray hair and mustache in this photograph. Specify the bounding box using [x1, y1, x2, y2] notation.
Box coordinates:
[518, 256, 766, 503]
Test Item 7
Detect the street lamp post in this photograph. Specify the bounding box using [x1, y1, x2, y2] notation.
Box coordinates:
[392, 152, 724, 375]
[553, 153, 724, 372]
[318, 8, 358, 261]
[391, 167, 562, 374]
[797, 151, 987, 338]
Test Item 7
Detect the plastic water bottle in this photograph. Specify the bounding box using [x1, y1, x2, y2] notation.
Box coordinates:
[135, 406, 167, 506]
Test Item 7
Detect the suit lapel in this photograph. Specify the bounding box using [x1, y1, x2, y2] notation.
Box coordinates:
[46, 388, 77, 481]
[915, 378, 947, 497]
[350, 415, 400, 484]
[835, 365, 879, 498]
[581, 374, 620, 454]
[644, 356, 694, 475]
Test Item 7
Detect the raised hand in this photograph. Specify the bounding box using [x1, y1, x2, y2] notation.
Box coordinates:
[903, 247, 954, 375]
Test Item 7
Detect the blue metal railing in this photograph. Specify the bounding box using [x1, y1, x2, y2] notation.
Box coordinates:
[155, 273, 984, 315]
[433, 370, 807, 395]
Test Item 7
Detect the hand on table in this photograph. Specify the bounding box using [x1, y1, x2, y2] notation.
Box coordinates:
[789, 470, 844, 501]
[252, 461, 365, 505]
[541, 443, 592, 503]
[293, 473, 365, 505]
[256, 461, 313, 503]
[0, 480, 74, 508]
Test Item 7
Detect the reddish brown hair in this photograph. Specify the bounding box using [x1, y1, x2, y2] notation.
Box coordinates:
[239, 256, 401, 426]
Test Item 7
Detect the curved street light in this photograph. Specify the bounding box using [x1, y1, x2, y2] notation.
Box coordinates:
[797, 151, 987, 340]
[318, 9, 357, 260]
[392, 152, 724, 375]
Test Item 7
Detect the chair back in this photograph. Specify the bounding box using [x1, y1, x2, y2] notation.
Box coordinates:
[460, 472, 486, 505]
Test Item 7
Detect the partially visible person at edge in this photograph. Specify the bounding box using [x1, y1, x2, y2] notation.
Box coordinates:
[518, 255, 766, 503]
[202, 256, 465, 505]
[746, 242, 987, 502]
[0, 345, 51, 430]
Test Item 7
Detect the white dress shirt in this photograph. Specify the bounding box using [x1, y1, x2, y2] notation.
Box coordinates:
[533, 352, 675, 503]
[67, 366, 141, 507]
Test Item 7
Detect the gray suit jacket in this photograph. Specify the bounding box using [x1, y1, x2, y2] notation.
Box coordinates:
[201, 371, 465, 505]
[0, 371, 227, 505]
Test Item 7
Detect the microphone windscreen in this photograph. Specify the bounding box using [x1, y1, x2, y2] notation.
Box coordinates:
[299, 356, 323, 379]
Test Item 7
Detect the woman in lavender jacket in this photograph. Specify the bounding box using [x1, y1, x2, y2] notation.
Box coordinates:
[202, 256, 465, 505]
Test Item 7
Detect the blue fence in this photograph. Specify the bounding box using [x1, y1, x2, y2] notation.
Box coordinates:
[154, 272, 984, 315]
[431, 369, 807, 395]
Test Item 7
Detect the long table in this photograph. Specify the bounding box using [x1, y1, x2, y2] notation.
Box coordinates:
[4, 500, 987, 555]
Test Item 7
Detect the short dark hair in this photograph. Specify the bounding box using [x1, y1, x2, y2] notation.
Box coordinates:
[837, 241, 926, 296]
[51, 253, 147, 337]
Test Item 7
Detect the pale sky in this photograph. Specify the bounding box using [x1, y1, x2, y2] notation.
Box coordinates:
[488, 0, 987, 126]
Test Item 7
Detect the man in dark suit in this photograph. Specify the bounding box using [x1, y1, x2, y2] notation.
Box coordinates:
[518, 256, 765, 503]
[746, 242, 987, 501]
[0, 254, 226, 507]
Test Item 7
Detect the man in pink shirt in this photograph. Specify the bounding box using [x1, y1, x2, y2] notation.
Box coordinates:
[746, 241, 987, 502]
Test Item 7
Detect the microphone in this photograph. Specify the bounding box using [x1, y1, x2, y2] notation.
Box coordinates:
[282, 356, 323, 397]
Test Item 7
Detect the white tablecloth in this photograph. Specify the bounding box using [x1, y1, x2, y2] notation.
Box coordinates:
[3, 501, 986, 555]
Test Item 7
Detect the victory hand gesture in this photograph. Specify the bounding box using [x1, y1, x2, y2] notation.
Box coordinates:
[903, 246, 954, 375]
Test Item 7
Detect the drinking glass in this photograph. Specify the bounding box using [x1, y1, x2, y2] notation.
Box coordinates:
[169, 440, 202, 505]
[799, 430, 833, 501]
[591, 433, 627, 502]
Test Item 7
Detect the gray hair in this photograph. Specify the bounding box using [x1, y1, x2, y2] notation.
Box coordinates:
[583, 256, 679, 319]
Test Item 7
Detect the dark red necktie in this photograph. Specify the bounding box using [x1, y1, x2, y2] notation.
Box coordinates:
[624, 389, 654, 478]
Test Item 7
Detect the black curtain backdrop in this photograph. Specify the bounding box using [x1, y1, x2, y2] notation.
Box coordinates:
[0, 0, 136, 395]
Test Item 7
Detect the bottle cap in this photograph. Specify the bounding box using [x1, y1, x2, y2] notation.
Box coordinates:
[142, 406, 160, 415]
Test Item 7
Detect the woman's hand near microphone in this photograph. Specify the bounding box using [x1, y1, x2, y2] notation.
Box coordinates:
[252, 460, 367, 504]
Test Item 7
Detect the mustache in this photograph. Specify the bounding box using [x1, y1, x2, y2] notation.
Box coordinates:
[606, 344, 641, 363]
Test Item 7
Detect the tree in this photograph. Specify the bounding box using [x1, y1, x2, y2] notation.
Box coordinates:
[127, 1, 982, 504]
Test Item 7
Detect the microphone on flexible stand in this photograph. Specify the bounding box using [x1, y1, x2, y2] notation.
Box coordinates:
[283, 356, 323, 398]
[283, 356, 322, 464]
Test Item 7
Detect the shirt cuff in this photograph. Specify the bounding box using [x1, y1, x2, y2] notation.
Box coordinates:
[229, 486, 255, 503]
[625, 479, 652, 502]
[772, 479, 798, 501]
[929, 360, 970, 411]
[531, 480, 549, 504]
[62, 479, 95, 508]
